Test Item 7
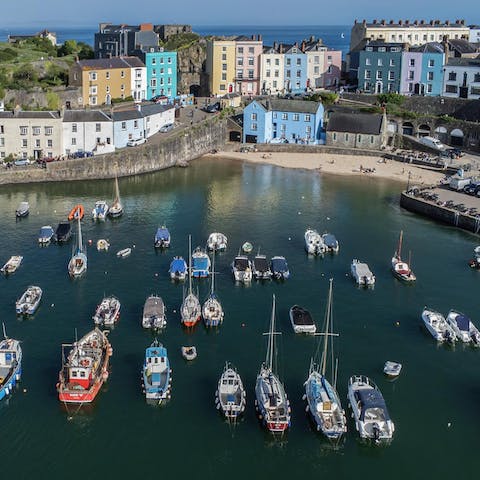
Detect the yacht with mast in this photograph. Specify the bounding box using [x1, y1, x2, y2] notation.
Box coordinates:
[181, 235, 201, 328]
[255, 295, 291, 434]
[391, 231, 416, 282]
[304, 279, 347, 440]
[202, 254, 224, 327]
[108, 176, 123, 218]
[68, 217, 87, 277]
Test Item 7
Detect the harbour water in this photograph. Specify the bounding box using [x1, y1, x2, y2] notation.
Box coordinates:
[0, 157, 479, 478]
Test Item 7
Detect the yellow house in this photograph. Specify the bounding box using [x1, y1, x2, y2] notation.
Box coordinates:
[69, 57, 146, 107]
[206, 39, 236, 96]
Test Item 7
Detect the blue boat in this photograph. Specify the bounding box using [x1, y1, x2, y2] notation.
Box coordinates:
[142, 339, 172, 404]
[169, 256, 187, 281]
[0, 324, 22, 401]
[154, 226, 171, 248]
[271, 256, 290, 280]
[192, 246, 210, 278]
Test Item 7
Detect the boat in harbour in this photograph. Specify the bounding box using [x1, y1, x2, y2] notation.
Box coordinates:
[207, 232, 228, 252]
[181, 235, 201, 328]
[383, 361, 402, 378]
[215, 362, 246, 421]
[15, 201, 29, 218]
[290, 305, 316, 334]
[347, 375, 395, 442]
[169, 256, 187, 281]
[242, 242, 253, 253]
[15, 285, 42, 315]
[68, 204, 84, 221]
[351, 259, 375, 286]
[0, 324, 22, 401]
[305, 229, 326, 255]
[322, 233, 339, 253]
[232, 254, 252, 283]
[421, 307, 456, 343]
[304, 279, 347, 440]
[191, 246, 210, 278]
[142, 295, 166, 329]
[255, 295, 291, 434]
[142, 339, 172, 404]
[154, 226, 171, 248]
[97, 239, 110, 251]
[54, 221, 72, 242]
[446, 309, 480, 345]
[108, 176, 123, 218]
[252, 252, 272, 280]
[68, 217, 87, 277]
[116, 248, 131, 258]
[93, 296, 121, 327]
[181, 346, 197, 361]
[57, 328, 112, 404]
[38, 225, 54, 244]
[203, 254, 224, 327]
[271, 256, 290, 280]
[92, 201, 109, 220]
[1, 255, 23, 275]
[391, 231, 416, 282]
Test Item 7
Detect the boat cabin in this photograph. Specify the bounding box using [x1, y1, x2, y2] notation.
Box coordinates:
[355, 389, 390, 423]
[0, 340, 19, 383]
[145, 348, 168, 386]
[68, 358, 93, 389]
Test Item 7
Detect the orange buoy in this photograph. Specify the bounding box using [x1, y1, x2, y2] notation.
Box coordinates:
[68, 204, 84, 221]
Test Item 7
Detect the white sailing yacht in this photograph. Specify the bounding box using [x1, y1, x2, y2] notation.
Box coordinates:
[202, 254, 224, 327]
[304, 279, 347, 440]
[181, 235, 201, 328]
[391, 230, 416, 282]
[108, 176, 123, 218]
[68, 217, 87, 277]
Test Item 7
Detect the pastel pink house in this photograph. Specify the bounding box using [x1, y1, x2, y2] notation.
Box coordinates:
[234, 35, 263, 95]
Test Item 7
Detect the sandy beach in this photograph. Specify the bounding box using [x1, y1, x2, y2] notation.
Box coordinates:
[207, 151, 446, 185]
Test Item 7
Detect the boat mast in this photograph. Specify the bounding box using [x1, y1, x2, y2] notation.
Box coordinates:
[397, 230, 403, 260]
[114, 176, 120, 205]
[211, 252, 215, 295]
[188, 234, 193, 295]
[266, 294, 276, 371]
[320, 279, 333, 376]
[77, 217, 83, 253]
[2, 322, 7, 340]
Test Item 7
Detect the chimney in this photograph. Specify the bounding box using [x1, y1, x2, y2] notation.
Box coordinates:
[280, 43, 284, 54]
[389, 20, 394, 25]
[258, 35, 262, 41]
[445, 20, 450, 26]
[420, 20, 425, 25]
[301, 41, 306, 52]
[140, 23, 153, 31]
[362, 19, 366, 25]
[354, 19, 357, 24]
[373, 19, 377, 24]
[381, 19, 386, 25]
[251, 34, 255, 40]
[430, 20, 434, 25]
[413, 20, 418, 25]
[405, 20, 410, 25]
[398, 20, 403, 25]
[136, 104, 141, 113]
[310, 35, 315, 43]
[273, 41, 278, 50]
[461, 19, 465, 25]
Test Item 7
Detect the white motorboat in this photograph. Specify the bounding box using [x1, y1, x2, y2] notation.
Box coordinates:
[202, 254, 224, 327]
[305, 229, 326, 255]
[322, 233, 339, 253]
[142, 295, 166, 329]
[181, 346, 197, 361]
[207, 232, 228, 252]
[116, 248, 132, 258]
[289, 305, 316, 334]
[15, 285, 42, 315]
[97, 239, 110, 251]
[92, 200, 109, 220]
[108, 176, 123, 218]
[446, 310, 480, 346]
[68, 217, 87, 277]
[304, 279, 347, 440]
[1, 255, 23, 275]
[38, 225, 54, 244]
[351, 259, 375, 286]
[421, 307, 456, 343]
[215, 362, 246, 420]
[252, 252, 272, 280]
[347, 375, 395, 442]
[15, 201, 29, 218]
[383, 361, 402, 378]
[232, 255, 252, 283]
[93, 296, 121, 327]
[391, 231, 416, 282]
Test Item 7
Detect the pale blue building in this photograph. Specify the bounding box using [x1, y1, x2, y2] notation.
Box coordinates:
[284, 44, 308, 93]
[243, 99, 324, 144]
[112, 109, 144, 148]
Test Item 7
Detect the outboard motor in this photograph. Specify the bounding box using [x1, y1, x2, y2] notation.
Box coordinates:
[372, 423, 381, 443]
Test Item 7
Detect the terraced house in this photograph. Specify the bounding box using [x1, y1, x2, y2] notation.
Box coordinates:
[69, 57, 147, 106]
[206, 38, 236, 96]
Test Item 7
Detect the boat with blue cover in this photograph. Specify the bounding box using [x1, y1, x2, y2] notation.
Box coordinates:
[142, 339, 172, 404]
[154, 226, 171, 248]
[446, 310, 480, 345]
[38, 225, 54, 244]
[192, 246, 210, 278]
[92, 200, 109, 220]
[169, 256, 187, 281]
[54, 221, 72, 242]
[0, 324, 22, 401]
[322, 233, 339, 253]
[271, 256, 290, 280]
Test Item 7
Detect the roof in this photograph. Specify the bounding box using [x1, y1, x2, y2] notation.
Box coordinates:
[76, 56, 145, 70]
[409, 42, 444, 54]
[445, 57, 480, 67]
[327, 112, 383, 135]
[138, 103, 174, 116]
[112, 109, 143, 122]
[63, 110, 112, 122]
[360, 20, 467, 29]
[257, 99, 321, 114]
[0, 110, 60, 119]
[448, 39, 479, 54]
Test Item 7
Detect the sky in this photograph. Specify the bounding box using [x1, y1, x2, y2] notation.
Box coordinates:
[0, 0, 478, 27]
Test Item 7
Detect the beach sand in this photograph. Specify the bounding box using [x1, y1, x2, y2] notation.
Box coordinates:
[207, 151, 445, 185]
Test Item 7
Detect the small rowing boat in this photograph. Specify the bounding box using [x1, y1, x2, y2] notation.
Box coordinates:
[68, 204, 84, 221]
[97, 239, 110, 251]
[181, 345, 197, 361]
[1, 256, 23, 275]
[117, 248, 132, 258]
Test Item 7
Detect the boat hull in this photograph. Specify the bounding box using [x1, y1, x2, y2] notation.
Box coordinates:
[0, 363, 22, 401]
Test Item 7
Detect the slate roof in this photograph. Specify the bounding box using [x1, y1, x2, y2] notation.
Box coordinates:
[76, 56, 145, 69]
[446, 57, 480, 67]
[258, 99, 321, 114]
[410, 42, 444, 54]
[327, 112, 383, 135]
[0, 111, 60, 119]
[448, 39, 479, 55]
[63, 110, 112, 122]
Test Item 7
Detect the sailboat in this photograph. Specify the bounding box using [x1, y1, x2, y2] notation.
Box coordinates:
[304, 279, 347, 440]
[68, 217, 87, 277]
[202, 253, 224, 327]
[108, 176, 123, 218]
[254, 295, 291, 434]
[391, 230, 416, 282]
[180, 235, 201, 328]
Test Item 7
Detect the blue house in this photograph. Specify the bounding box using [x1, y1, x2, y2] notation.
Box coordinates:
[112, 109, 144, 148]
[136, 47, 177, 101]
[283, 44, 308, 93]
[243, 99, 324, 144]
[415, 43, 445, 96]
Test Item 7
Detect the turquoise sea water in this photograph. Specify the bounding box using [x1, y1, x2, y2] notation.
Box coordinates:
[0, 157, 479, 478]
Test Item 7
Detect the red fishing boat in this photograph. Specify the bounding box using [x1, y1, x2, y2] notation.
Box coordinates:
[57, 328, 112, 403]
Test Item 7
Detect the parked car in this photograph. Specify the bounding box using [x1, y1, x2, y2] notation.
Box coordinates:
[159, 123, 174, 133]
[203, 102, 220, 113]
[126, 137, 146, 147]
[14, 159, 30, 166]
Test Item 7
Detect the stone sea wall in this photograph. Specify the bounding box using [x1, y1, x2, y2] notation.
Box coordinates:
[0, 118, 227, 186]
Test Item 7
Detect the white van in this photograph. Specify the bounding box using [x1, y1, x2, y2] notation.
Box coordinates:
[420, 136, 446, 151]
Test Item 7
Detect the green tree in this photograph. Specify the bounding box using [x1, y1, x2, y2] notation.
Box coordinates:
[57, 40, 78, 57]
[46, 91, 60, 110]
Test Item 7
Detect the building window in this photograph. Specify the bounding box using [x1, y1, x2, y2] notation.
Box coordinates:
[151, 57, 156, 65]
[427, 84, 433, 93]
[248, 57, 254, 66]
[266, 58, 271, 65]
[95, 123, 101, 132]
[365, 58, 371, 66]
[345, 133, 349, 141]
[428, 59, 435, 67]
[248, 70, 254, 79]
[106, 71, 110, 79]
[106, 85, 110, 93]
[378, 47, 386, 52]
[474, 73, 480, 83]
[247, 82, 253, 92]
[219, 84, 226, 91]
[286, 70, 291, 78]
[427, 72, 434, 81]
[389, 59, 395, 66]
[370, 136, 374, 143]
[293, 114, 299, 121]
[91, 96, 97, 105]
[286, 58, 291, 66]
[357, 134, 362, 142]
[251, 113, 257, 121]
[121, 122, 126, 130]
[388, 71, 395, 80]
[89, 85, 97, 95]
[35, 139, 40, 147]
[237, 70, 243, 79]
[20, 126, 28, 135]
[377, 58, 383, 66]
[222, 63, 227, 71]
[22, 152, 27, 159]
[365, 70, 371, 79]
[333, 132, 337, 140]
[409, 58, 415, 67]
[237, 58, 243, 66]
[32, 127, 41, 135]
[470, 86, 480, 95]
[248, 47, 254, 54]
[296, 58, 301, 66]
[304, 114, 311, 122]
[121, 70, 125, 78]
[408, 82, 413, 92]
[0, 125, 3, 134]
[266, 70, 271, 78]
[71, 138, 76, 146]
[222, 54, 226, 61]
[306, 126, 311, 135]
[448, 72, 457, 81]
[376, 71, 382, 80]
[72, 124, 77, 133]
[445, 84, 458, 93]
[0, 138, 4, 147]
[273, 81, 277, 88]
[274, 70, 279, 77]
[275, 59, 279, 66]
[251, 123, 257, 131]
[280, 124, 286, 131]
[150, 79, 157, 88]
[296, 70, 301, 78]
[221, 73, 227, 81]
[121, 84, 125, 91]
[238, 47, 243, 54]
[47, 139, 53, 147]
[89, 72, 97, 81]
[408, 70, 414, 80]
[281, 113, 288, 120]
[134, 120, 138, 128]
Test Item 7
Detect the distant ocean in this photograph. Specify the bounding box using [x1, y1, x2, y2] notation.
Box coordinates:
[0, 24, 350, 55]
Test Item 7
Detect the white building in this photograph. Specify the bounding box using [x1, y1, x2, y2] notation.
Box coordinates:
[139, 104, 175, 139]
[469, 25, 480, 43]
[442, 57, 480, 99]
[131, 65, 147, 103]
[62, 110, 114, 156]
[260, 45, 285, 95]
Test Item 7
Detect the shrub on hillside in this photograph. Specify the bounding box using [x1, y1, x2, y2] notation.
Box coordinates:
[377, 93, 404, 106]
